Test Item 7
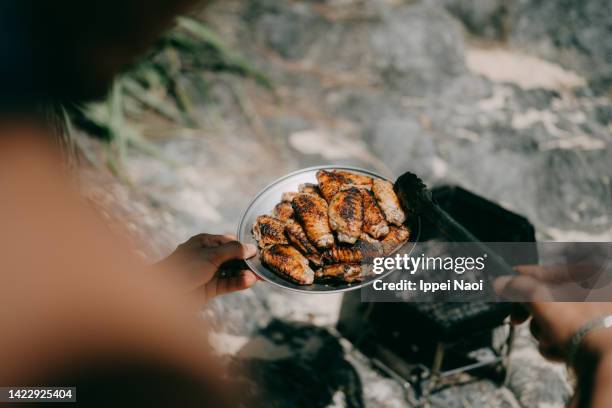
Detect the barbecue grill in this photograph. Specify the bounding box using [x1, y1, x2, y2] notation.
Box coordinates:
[337, 185, 538, 403]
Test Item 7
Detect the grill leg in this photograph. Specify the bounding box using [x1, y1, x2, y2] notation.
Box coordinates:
[432, 342, 445, 375]
[422, 342, 445, 400]
[503, 323, 515, 386]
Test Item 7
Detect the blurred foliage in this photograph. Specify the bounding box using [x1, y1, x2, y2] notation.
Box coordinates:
[67, 16, 271, 175]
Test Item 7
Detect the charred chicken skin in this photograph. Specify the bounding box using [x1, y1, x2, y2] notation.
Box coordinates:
[285, 219, 323, 266]
[291, 193, 334, 249]
[372, 179, 406, 226]
[316, 170, 373, 203]
[252, 215, 288, 248]
[361, 189, 389, 239]
[322, 237, 383, 264]
[328, 188, 363, 244]
[316, 263, 363, 283]
[334, 171, 373, 188]
[323, 245, 363, 264]
[261, 244, 314, 285]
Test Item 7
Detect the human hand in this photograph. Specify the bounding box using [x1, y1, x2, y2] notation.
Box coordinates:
[157, 233, 259, 304]
[494, 264, 612, 362]
[495, 264, 612, 408]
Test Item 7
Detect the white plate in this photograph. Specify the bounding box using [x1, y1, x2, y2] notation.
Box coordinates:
[237, 165, 420, 293]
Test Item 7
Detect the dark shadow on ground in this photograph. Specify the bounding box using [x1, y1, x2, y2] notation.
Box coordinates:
[228, 319, 364, 408]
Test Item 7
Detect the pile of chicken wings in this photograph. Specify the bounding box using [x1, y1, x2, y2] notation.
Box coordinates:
[253, 170, 410, 285]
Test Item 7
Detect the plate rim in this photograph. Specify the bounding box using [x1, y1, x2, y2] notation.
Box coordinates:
[237, 165, 420, 294]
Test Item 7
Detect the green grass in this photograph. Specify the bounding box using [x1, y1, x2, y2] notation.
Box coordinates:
[67, 16, 271, 177]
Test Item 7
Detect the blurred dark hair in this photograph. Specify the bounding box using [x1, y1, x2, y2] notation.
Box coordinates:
[1, 0, 198, 103]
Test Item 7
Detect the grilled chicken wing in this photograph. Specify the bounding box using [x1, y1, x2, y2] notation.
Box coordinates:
[285, 219, 323, 266]
[380, 225, 410, 255]
[328, 188, 363, 244]
[316, 170, 373, 203]
[334, 171, 373, 188]
[262, 244, 314, 285]
[273, 201, 294, 222]
[252, 215, 288, 248]
[298, 183, 321, 197]
[322, 236, 384, 263]
[316, 170, 346, 202]
[361, 189, 389, 239]
[372, 179, 406, 226]
[292, 193, 334, 249]
[316, 263, 363, 283]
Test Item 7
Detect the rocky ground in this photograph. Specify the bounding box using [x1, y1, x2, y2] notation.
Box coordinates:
[78, 0, 611, 406]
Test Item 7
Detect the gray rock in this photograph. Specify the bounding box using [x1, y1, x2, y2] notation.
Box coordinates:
[369, 116, 440, 181]
[429, 382, 520, 408]
[508, 0, 612, 92]
[435, 0, 612, 92]
[503, 326, 572, 408]
[431, 0, 513, 39]
[371, 4, 467, 96]
[245, 0, 331, 60]
[534, 149, 612, 234]
[206, 288, 273, 336]
[433, 0, 612, 92]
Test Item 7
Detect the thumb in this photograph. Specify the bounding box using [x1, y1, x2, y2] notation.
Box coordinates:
[208, 241, 257, 267]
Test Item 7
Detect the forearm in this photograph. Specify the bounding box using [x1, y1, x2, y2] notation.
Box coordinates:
[589, 353, 612, 408]
[573, 330, 612, 408]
